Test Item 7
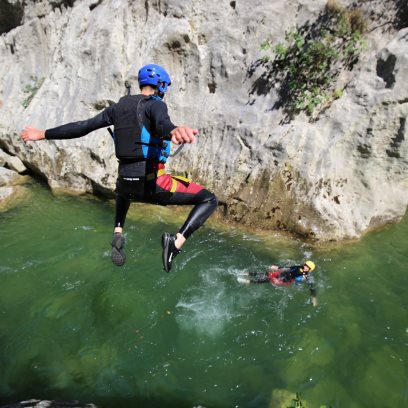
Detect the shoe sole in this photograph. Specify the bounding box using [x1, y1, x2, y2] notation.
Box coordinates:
[161, 233, 171, 273]
[111, 246, 126, 266]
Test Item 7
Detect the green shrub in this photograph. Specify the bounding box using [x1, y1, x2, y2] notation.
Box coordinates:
[259, 2, 367, 119]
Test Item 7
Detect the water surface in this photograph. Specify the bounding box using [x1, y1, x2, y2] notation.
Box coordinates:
[0, 182, 407, 407]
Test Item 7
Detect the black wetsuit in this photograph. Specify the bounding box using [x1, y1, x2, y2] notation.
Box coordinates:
[45, 94, 217, 238]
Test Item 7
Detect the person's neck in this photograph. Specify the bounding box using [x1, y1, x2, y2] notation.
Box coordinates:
[141, 87, 156, 96]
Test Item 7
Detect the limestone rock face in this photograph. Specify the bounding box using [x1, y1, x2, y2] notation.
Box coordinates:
[0, 0, 407, 240]
[0, 148, 27, 172]
[0, 159, 29, 210]
[0, 166, 23, 186]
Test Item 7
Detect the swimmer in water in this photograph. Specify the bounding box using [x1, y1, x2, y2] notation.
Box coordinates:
[238, 260, 317, 307]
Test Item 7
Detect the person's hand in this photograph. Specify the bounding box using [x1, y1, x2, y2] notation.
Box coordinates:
[21, 126, 45, 142]
[170, 126, 198, 145]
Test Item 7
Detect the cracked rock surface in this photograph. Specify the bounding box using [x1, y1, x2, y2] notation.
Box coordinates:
[0, 0, 407, 240]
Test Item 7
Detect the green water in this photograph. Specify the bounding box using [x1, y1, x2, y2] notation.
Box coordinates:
[0, 181, 407, 408]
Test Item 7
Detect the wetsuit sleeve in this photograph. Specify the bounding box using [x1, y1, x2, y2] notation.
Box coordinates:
[148, 99, 177, 139]
[45, 106, 114, 140]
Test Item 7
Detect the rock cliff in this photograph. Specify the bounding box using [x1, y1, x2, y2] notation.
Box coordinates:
[0, 147, 29, 210]
[0, 0, 407, 240]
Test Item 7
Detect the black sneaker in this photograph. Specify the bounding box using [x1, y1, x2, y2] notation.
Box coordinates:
[161, 233, 181, 272]
[111, 233, 126, 266]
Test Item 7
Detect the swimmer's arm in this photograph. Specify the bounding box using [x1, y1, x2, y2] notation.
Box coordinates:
[309, 284, 317, 307]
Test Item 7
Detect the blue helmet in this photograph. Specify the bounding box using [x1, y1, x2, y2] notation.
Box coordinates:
[138, 64, 171, 94]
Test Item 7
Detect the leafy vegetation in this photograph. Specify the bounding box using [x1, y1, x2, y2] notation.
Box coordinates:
[252, 0, 367, 121]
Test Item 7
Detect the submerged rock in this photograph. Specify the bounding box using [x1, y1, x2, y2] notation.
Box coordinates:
[0, 184, 28, 211]
[269, 389, 310, 408]
[0, 400, 97, 408]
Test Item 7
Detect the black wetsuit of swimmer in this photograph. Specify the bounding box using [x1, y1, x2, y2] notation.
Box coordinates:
[44, 94, 218, 240]
[248, 266, 316, 297]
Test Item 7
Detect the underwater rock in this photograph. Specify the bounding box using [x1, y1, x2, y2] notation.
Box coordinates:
[0, 400, 97, 408]
[0, 185, 18, 204]
[269, 389, 310, 408]
[0, 184, 28, 211]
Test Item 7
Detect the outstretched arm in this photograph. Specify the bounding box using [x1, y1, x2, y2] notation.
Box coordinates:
[309, 284, 317, 307]
[21, 109, 113, 142]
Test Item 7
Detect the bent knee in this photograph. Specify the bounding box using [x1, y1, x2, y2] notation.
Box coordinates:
[200, 190, 218, 207]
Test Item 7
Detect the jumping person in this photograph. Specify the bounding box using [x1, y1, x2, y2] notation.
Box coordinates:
[238, 260, 318, 306]
[21, 64, 218, 272]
